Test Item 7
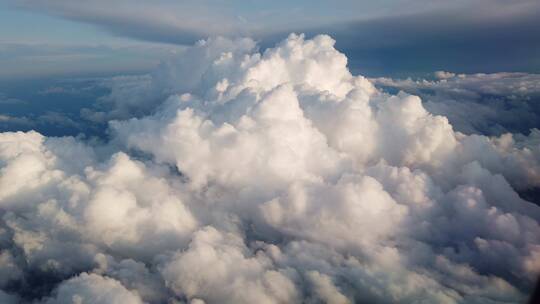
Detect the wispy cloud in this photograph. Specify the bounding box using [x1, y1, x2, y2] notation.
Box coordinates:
[0, 41, 181, 79]
[11, 0, 241, 44]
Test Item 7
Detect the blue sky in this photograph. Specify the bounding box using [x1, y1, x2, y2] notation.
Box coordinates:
[0, 1, 181, 80]
[0, 3, 115, 45]
[1, 0, 539, 79]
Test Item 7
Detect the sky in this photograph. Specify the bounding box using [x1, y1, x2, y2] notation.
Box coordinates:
[1, 0, 539, 79]
[1, 1, 540, 304]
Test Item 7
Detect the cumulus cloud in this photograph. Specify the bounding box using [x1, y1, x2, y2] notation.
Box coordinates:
[371, 72, 540, 135]
[43, 273, 144, 304]
[1, 34, 539, 303]
[161, 227, 300, 304]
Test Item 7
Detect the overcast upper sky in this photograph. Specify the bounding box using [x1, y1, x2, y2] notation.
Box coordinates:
[0, 0, 539, 79]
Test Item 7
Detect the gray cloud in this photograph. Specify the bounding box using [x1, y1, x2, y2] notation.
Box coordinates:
[9, 1, 540, 76]
[284, 2, 540, 75]
[371, 72, 540, 135]
[11, 0, 241, 44]
[0, 94, 26, 105]
[0, 42, 181, 80]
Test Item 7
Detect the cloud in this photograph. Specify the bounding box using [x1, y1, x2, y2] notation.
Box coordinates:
[91, 36, 256, 120]
[0, 111, 89, 136]
[0, 114, 32, 127]
[1, 34, 539, 303]
[434, 71, 456, 80]
[371, 72, 540, 135]
[8, 0, 540, 76]
[0, 42, 180, 80]
[280, 1, 540, 75]
[0, 94, 26, 105]
[161, 226, 300, 304]
[43, 273, 144, 304]
[11, 0, 242, 45]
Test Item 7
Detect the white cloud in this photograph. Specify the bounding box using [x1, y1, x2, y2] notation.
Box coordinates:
[434, 71, 456, 80]
[161, 227, 300, 304]
[43, 273, 144, 304]
[0, 34, 539, 303]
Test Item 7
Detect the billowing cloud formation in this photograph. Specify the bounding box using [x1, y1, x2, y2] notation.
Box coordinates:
[372, 72, 540, 135]
[1, 34, 540, 303]
[44, 273, 144, 304]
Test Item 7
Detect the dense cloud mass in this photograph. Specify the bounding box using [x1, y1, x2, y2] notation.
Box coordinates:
[1, 34, 540, 303]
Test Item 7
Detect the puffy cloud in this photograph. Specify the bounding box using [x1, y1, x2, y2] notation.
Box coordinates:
[161, 227, 299, 304]
[260, 176, 407, 251]
[0, 34, 539, 304]
[371, 72, 540, 135]
[0, 131, 197, 302]
[435, 71, 456, 80]
[43, 273, 144, 304]
[305, 271, 350, 304]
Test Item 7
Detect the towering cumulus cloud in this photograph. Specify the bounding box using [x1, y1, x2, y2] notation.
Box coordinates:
[1, 34, 540, 303]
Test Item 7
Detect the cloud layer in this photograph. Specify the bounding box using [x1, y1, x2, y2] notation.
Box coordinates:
[9, 0, 539, 75]
[372, 72, 540, 135]
[1, 34, 539, 303]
